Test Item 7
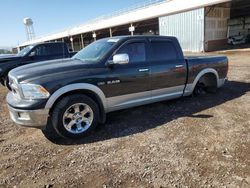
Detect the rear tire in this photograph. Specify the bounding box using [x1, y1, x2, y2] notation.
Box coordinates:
[50, 94, 100, 139]
[193, 82, 207, 96]
[193, 73, 218, 96]
[205, 86, 217, 93]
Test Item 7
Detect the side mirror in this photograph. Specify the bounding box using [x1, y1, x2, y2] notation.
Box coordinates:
[29, 51, 36, 57]
[108, 54, 129, 66]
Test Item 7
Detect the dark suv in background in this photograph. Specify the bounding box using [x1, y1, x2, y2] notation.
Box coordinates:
[0, 42, 76, 88]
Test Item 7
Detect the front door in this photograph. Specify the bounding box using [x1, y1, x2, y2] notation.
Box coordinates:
[103, 39, 151, 111]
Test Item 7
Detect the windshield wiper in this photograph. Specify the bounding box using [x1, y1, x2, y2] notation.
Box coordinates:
[72, 57, 81, 61]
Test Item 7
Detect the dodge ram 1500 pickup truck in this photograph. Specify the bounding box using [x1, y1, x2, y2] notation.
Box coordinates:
[6, 36, 228, 139]
[0, 42, 76, 88]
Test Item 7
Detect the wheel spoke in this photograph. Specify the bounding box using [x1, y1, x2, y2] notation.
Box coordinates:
[74, 105, 81, 113]
[65, 112, 74, 119]
[82, 107, 90, 116]
[66, 120, 75, 129]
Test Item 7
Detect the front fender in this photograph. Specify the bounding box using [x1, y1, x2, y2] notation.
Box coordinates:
[45, 83, 107, 110]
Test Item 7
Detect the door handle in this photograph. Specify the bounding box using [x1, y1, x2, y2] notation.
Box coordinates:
[139, 69, 149, 72]
[175, 65, 184, 68]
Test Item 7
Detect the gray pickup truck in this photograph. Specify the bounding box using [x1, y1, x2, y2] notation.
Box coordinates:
[7, 36, 228, 139]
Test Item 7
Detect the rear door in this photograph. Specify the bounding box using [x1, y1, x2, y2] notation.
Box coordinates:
[149, 39, 187, 100]
[104, 39, 151, 111]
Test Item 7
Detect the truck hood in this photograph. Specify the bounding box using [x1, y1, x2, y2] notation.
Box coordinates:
[0, 55, 21, 63]
[9, 58, 99, 83]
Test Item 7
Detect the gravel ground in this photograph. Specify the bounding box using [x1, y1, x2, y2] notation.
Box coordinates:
[0, 51, 250, 188]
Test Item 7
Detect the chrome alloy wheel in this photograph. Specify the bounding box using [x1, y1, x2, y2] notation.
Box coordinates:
[63, 103, 94, 134]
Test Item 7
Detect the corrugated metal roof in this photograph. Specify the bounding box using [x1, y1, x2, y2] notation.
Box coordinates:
[19, 0, 231, 47]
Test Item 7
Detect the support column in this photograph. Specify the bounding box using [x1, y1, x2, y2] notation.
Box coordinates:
[70, 37, 74, 52]
[92, 32, 96, 41]
[81, 34, 84, 49]
[129, 23, 135, 36]
[109, 28, 113, 37]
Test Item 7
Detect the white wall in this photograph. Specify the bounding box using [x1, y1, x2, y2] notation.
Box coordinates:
[159, 8, 205, 52]
[205, 7, 230, 41]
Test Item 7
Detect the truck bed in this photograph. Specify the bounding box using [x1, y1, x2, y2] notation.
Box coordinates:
[185, 55, 228, 89]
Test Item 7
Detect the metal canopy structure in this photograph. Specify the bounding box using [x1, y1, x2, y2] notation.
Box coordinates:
[18, 0, 231, 48]
[231, 0, 250, 18]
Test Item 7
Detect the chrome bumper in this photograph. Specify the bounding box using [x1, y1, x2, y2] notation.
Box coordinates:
[8, 105, 49, 128]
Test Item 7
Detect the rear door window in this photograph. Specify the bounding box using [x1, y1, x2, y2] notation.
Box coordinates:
[47, 43, 64, 56]
[150, 41, 177, 61]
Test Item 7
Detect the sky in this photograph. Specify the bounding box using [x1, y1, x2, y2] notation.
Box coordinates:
[0, 0, 146, 47]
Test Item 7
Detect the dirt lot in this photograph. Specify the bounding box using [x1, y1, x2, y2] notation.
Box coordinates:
[0, 51, 250, 188]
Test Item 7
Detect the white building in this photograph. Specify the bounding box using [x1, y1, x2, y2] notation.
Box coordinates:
[18, 0, 250, 52]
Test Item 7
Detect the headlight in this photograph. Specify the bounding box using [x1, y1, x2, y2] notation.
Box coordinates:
[20, 84, 50, 100]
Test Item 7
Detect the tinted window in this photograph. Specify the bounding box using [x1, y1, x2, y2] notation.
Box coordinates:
[117, 42, 146, 63]
[48, 43, 64, 56]
[150, 41, 177, 61]
[32, 45, 48, 56]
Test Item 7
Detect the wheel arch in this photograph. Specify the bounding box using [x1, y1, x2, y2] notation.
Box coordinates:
[184, 68, 219, 96]
[45, 84, 107, 123]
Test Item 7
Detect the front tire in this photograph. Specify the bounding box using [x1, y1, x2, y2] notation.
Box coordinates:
[51, 94, 100, 139]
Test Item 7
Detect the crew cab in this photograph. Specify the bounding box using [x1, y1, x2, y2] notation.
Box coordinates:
[6, 36, 228, 139]
[0, 42, 75, 88]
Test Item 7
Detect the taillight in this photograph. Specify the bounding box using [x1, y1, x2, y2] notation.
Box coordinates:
[226, 59, 229, 75]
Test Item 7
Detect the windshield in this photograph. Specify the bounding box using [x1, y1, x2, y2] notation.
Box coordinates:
[17, 45, 34, 56]
[73, 39, 119, 62]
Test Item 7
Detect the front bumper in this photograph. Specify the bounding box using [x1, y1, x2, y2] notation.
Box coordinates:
[8, 105, 49, 129]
